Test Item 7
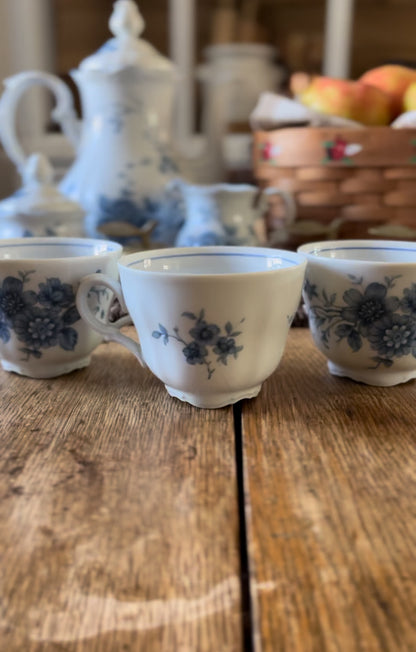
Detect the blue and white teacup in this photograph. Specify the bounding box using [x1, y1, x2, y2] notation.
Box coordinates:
[76, 246, 306, 408]
[299, 239, 416, 386]
[0, 237, 122, 378]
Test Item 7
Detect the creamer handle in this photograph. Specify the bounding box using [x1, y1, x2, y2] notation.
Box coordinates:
[262, 186, 297, 225]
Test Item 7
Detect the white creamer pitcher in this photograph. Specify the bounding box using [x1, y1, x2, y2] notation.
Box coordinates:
[174, 181, 296, 247]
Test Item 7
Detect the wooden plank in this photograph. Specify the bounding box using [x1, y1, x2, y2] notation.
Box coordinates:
[0, 329, 241, 651]
[242, 328, 416, 652]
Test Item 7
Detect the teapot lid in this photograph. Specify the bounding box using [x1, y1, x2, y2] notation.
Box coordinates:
[0, 153, 84, 220]
[78, 0, 174, 74]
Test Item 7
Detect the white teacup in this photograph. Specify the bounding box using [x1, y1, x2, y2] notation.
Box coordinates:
[299, 239, 416, 386]
[76, 246, 306, 408]
[0, 237, 122, 378]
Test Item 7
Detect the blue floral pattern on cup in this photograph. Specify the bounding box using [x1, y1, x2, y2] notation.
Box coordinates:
[152, 309, 244, 379]
[0, 271, 81, 360]
[304, 274, 416, 368]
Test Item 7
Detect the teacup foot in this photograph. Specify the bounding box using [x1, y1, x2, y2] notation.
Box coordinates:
[1, 356, 91, 379]
[165, 383, 262, 409]
[328, 361, 416, 387]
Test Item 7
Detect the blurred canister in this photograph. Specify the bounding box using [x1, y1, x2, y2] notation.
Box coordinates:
[199, 43, 284, 133]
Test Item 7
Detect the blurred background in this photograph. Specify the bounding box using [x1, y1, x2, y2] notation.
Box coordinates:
[1, 0, 416, 196]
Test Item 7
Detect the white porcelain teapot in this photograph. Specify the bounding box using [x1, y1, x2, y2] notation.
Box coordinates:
[0, 0, 189, 247]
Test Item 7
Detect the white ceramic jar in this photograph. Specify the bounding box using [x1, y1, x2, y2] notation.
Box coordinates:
[199, 43, 284, 127]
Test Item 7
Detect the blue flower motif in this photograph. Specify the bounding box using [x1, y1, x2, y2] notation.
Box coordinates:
[189, 322, 220, 345]
[368, 314, 416, 358]
[305, 274, 416, 369]
[400, 283, 416, 316]
[143, 194, 184, 245]
[0, 271, 84, 360]
[0, 276, 36, 323]
[99, 195, 149, 229]
[96, 189, 185, 246]
[13, 307, 63, 349]
[152, 310, 244, 379]
[304, 278, 318, 301]
[182, 341, 208, 365]
[341, 282, 399, 335]
[213, 336, 243, 362]
[37, 278, 75, 310]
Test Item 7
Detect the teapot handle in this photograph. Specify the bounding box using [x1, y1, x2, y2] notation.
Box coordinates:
[0, 71, 80, 173]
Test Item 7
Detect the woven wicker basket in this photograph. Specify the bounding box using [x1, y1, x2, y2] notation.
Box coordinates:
[253, 126, 416, 249]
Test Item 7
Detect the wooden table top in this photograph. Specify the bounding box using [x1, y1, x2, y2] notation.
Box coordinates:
[1, 327, 415, 652]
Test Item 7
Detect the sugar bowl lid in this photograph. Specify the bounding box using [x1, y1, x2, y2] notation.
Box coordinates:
[0, 153, 84, 220]
[78, 0, 174, 75]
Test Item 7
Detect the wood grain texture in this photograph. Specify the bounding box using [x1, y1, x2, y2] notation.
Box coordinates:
[0, 329, 241, 651]
[242, 329, 416, 652]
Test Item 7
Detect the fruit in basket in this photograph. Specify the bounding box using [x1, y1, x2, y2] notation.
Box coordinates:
[359, 64, 416, 117]
[403, 81, 416, 112]
[290, 73, 392, 126]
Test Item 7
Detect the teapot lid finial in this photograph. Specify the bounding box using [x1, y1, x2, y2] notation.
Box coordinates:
[109, 0, 145, 40]
[77, 0, 175, 74]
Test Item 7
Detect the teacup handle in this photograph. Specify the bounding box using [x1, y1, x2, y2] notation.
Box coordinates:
[76, 273, 146, 368]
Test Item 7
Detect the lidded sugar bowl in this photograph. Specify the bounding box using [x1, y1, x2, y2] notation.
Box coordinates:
[0, 153, 85, 239]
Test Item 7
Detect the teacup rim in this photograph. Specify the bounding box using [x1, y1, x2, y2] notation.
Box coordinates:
[0, 236, 122, 262]
[298, 239, 416, 264]
[119, 245, 307, 276]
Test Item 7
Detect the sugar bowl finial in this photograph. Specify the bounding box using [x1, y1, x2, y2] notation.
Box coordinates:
[22, 152, 54, 187]
[109, 0, 145, 40]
